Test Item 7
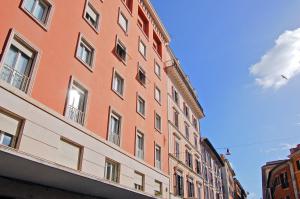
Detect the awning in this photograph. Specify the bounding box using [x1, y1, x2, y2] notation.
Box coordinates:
[0, 146, 155, 199]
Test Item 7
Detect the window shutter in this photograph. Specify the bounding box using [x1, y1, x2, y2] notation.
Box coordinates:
[0, 112, 20, 136]
[86, 5, 97, 21]
[11, 39, 33, 57]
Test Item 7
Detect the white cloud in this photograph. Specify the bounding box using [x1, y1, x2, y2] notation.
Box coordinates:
[247, 192, 257, 199]
[250, 28, 300, 89]
[263, 143, 297, 154]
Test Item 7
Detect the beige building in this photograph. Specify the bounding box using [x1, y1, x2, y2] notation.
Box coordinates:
[166, 48, 205, 199]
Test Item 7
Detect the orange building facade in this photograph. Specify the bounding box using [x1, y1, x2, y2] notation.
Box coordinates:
[0, 0, 173, 198]
[262, 145, 300, 199]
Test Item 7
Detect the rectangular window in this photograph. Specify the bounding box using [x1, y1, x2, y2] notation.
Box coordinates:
[139, 40, 146, 58]
[173, 109, 179, 128]
[137, 96, 146, 116]
[196, 159, 201, 174]
[137, 67, 146, 85]
[105, 159, 120, 183]
[0, 111, 21, 148]
[122, 0, 133, 13]
[108, 111, 121, 146]
[186, 150, 193, 169]
[297, 160, 300, 170]
[112, 72, 124, 96]
[185, 123, 189, 139]
[183, 103, 190, 119]
[118, 12, 128, 32]
[155, 87, 161, 103]
[175, 171, 184, 197]
[137, 7, 149, 37]
[22, 0, 51, 25]
[155, 145, 161, 170]
[154, 62, 161, 78]
[187, 177, 195, 197]
[66, 81, 87, 125]
[84, 3, 100, 30]
[136, 131, 144, 160]
[76, 36, 95, 67]
[197, 183, 202, 199]
[57, 138, 82, 170]
[155, 113, 162, 131]
[154, 180, 163, 197]
[134, 171, 145, 191]
[1, 37, 36, 92]
[172, 87, 179, 105]
[175, 139, 180, 159]
[115, 39, 127, 62]
[194, 135, 198, 148]
[193, 116, 198, 131]
[153, 31, 162, 57]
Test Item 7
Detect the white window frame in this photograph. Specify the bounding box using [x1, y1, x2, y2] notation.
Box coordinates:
[84, 1, 100, 32]
[155, 112, 162, 132]
[76, 34, 95, 70]
[155, 144, 161, 170]
[112, 70, 124, 97]
[108, 109, 122, 146]
[139, 39, 147, 58]
[134, 171, 145, 191]
[115, 38, 127, 63]
[137, 95, 146, 117]
[105, 158, 120, 183]
[118, 10, 129, 33]
[154, 62, 161, 78]
[135, 130, 144, 160]
[154, 86, 161, 104]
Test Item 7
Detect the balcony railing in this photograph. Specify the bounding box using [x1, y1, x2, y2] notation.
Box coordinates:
[137, 149, 144, 159]
[0, 64, 30, 92]
[66, 105, 85, 125]
[109, 132, 120, 146]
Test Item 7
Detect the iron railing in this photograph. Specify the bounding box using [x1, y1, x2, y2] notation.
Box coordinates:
[109, 132, 120, 146]
[66, 105, 85, 125]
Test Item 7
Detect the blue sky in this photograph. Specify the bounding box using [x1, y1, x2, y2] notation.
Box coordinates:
[151, 1, 300, 198]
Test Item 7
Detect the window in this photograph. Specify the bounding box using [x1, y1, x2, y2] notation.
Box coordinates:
[115, 39, 127, 62]
[173, 109, 179, 128]
[122, 0, 133, 13]
[139, 40, 146, 58]
[185, 123, 189, 139]
[137, 96, 145, 116]
[280, 172, 289, 188]
[76, 36, 95, 67]
[57, 138, 82, 170]
[172, 87, 179, 105]
[1, 36, 36, 92]
[197, 183, 202, 199]
[155, 145, 161, 170]
[134, 171, 145, 191]
[183, 103, 190, 119]
[22, 0, 51, 25]
[118, 12, 128, 32]
[112, 72, 124, 96]
[155, 87, 161, 103]
[0, 111, 21, 148]
[296, 160, 300, 170]
[196, 159, 201, 175]
[154, 180, 163, 197]
[105, 159, 120, 183]
[137, 67, 146, 85]
[84, 3, 100, 30]
[187, 177, 195, 198]
[175, 139, 180, 159]
[153, 31, 162, 57]
[108, 111, 121, 146]
[194, 135, 198, 148]
[175, 171, 184, 197]
[155, 113, 162, 131]
[193, 116, 198, 130]
[136, 131, 144, 160]
[154, 62, 161, 78]
[186, 150, 193, 169]
[66, 81, 87, 125]
[137, 7, 149, 37]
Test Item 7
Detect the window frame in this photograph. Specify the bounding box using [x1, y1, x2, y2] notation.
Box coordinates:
[115, 37, 127, 64]
[118, 9, 129, 33]
[83, 0, 100, 33]
[137, 94, 146, 117]
[135, 130, 145, 160]
[111, 69, 125, 98]
[0, 29, 40, 94]
[138, 38, 147, 59]
[104, 158, 120, 183]
[155, 144, 162, 170]
[58, 137, 83, 170]
[154, 112, 162, 132]
[154, 61, 161, 79]
[75, 33, 96, 71]
[137, 66, 146, 86]
[107, 107, 123, 146]
[21, 0, 54, 30]
[154, 86, 161, 104]
[134, 171, 145, 191]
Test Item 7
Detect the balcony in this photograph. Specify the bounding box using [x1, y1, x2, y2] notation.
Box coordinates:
[0, 64, 30, 92]
[66, 105, 85, 125]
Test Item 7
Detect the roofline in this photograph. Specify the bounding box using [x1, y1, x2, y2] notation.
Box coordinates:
[141, 0, 171, 43]
[166, 46, 205, 118]
[266, 160, 289, 187]
[202, 138, 224, 166]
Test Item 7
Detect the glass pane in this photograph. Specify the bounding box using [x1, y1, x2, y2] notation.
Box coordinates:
[106, 163, 111, 180]
[4, 46, 18, 67]
[15, 53, 30, 75]
[2, 134, 13, 146]
[24, 0, 35, 12]
[68, 89, 81, 108]
[33, 1, 46, 22]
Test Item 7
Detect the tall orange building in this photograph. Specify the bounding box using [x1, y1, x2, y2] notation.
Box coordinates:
[262, 144, 300, 199]
[0, 0, 172, 198]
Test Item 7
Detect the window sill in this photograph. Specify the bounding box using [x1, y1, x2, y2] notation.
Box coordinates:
[139, 51, 147, 61]
[75, 56, 94, 73]
[115, 54, 127, 66]
[118, 23, 129, 37]
[112, 89, 124, 100]
[137, 111, 146, 119]
[137, 25, 149, 42]
[154, 127, 162, 134]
